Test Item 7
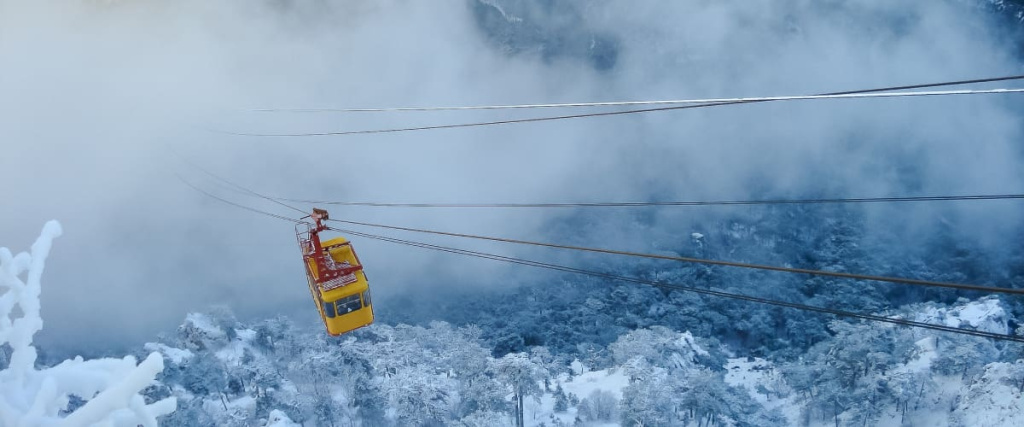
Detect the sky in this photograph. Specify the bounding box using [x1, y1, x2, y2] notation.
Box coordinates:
[1, 0, 1022, 354]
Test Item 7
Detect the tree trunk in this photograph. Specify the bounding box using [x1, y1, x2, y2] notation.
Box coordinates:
[519, 393, 524, 427]
[515, 389, 524, 427]
[915, 381, 927, 410]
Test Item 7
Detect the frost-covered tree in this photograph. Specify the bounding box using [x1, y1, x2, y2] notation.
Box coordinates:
[456, 368, 507, 419]
[784, 319, 920, 426]
[349, 322, 501, 423]
[553, 384, 569, 413]
[495, 352, 547, 427]
[612, 327, 766, 426]
[932, 335, 999, 380]
[385, 367, 455, 426]
[609, 326, 713, 371]
[176, 354, 227, 397]
[618, 356, 681, 427]
[888, 370, 934, 423]
[578, 389, 617, 422]
[0, 221, 176, 425]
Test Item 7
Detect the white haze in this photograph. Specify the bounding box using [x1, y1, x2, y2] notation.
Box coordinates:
[0, 0, 1021, 353]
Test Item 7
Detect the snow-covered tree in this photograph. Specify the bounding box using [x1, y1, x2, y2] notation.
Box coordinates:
[494, 352, 547, 427]
[0, 220, 176, 425]
[552, 384, 569, 413]
[609, 326, 711, 371]
[932, 335, 999, 380]
[578, 389, 617, 422]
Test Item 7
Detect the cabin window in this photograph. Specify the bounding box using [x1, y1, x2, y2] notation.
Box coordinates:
[362, 291, 372, 307]
[323, 300, 336, 318]
[336, 294, 362, 314]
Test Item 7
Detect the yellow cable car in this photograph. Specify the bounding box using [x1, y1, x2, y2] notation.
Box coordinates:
[296, 208, 374, 336]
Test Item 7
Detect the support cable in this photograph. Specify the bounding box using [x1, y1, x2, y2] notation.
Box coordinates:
[175, 166, 1024, 296]
[325, 218, 1024, 296]
[254, 88, 1024, 113]
[174, 155, 308, 216]
[172, 174, 1024, 342]
[271, 193, 1024, 209]
[226, 74, 1024, 137]
[327, 226, 1024, 343]
[176, 174, 301, 223]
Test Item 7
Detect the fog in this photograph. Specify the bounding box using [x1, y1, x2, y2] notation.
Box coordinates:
[1, 0, 1021, 353]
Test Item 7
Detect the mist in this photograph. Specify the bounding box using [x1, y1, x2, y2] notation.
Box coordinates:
[1, 0, 1021, 354]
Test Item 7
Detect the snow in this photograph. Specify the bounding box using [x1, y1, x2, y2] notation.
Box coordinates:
[215, 331, 253, 365]
[216, 335, 247, 362]
[900, 336, 938, 374]
[949, 297, 1009, 333]
[137, 294, 1024, 426]
[724, 357, 799, 424]
[956, 362, 1024, 426]
[678, 331, 709, 358]
[265, 409, 301, 427]
[235, 327, 256, 341]
[560, 366, 629, 401]
[144, 343, 194, 365]
[183, 312, 225, 339]
[0, 221, 176, 425]
[914, 296, 1009, 334]
[522, 365, 629, 427]
[204, 394, 255, 415]
[722, 299, 1024, 427]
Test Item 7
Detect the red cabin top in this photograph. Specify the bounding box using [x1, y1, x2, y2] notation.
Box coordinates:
[298, 209, 363, 292]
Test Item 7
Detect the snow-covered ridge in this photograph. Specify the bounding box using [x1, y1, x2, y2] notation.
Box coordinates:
[0, 221, 176, 426]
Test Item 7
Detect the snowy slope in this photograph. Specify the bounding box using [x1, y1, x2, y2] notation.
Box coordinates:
[953, 362, 1024, 426]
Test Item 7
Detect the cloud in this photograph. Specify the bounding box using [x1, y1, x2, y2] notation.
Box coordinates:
[1, 0, 1020, 353]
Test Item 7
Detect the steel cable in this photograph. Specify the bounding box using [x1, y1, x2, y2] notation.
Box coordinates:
[328, 226, 1024, 343]
[326, 218, 1024, 296]
[272, 193, 1024, 209]
[226, 74, 1024, 137]
[254, 88, 1024, 113]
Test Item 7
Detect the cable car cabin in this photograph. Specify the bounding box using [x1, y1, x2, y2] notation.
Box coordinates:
[296, 209, 374, 336]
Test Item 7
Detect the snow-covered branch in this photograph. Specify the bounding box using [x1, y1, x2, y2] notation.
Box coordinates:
[0, 221, 176, 426]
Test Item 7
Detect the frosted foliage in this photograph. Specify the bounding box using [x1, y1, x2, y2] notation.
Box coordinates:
[609, 326, 707, 370]
[0, 221, 176, 426]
